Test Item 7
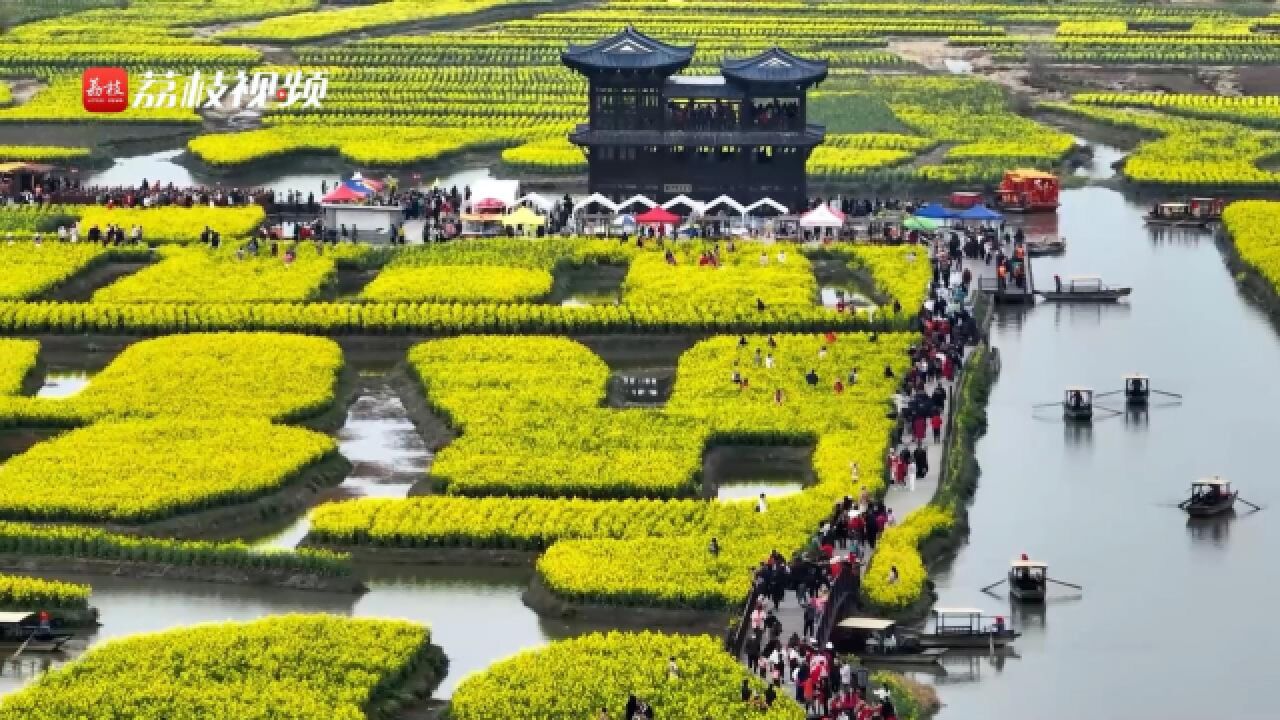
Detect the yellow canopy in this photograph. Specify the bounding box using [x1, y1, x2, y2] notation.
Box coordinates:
[501, 206, 546, 227]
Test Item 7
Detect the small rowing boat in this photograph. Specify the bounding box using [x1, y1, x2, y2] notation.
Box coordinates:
[915, 608, 1020, 649]
[0, 612, 73, 651]
[1008, 558, 1047, 603]
[1024, 237, 1065, 256]
[832, 617, 946, 665]
[1037, 275, 1131, 302]
[1181, 476, 1237, 517]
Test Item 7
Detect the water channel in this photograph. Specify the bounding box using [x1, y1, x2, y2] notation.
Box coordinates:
[927, 172, 1280, 717]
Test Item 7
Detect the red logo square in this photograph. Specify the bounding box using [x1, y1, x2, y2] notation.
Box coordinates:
[82, 67, 128, 113]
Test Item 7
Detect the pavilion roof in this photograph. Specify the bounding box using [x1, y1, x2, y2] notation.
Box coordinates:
[721, 47, 828, 86]
[563, 27, 694, 73]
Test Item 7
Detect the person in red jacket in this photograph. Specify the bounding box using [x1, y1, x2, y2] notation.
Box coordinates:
[930, 411, 943, 442]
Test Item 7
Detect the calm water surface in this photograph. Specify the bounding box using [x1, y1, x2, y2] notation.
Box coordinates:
[0, 567, 573, 698]
[930, 183, 1280, 719]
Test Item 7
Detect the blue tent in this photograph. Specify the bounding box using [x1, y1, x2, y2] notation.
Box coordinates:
[958, 204, 1003, 221]
[913, 203, 956, 219]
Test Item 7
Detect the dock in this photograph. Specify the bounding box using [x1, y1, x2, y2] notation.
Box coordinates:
[974, 245, 1036, 305]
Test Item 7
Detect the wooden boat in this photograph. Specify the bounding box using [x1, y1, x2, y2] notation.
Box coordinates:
[0, 612, 73, 651]
[832, 617, 946, 665]
[1123, 373, 1149, 405]
[1008, 559, 1047, 603]
[915, 608, 1020, 649]
[1144, 198, 1223, 228]
[1024, 237, 1066, 256]
[1062, 386, 1093, 422]
[1037, 275, 1131, 302]
[1182, 476, 1237, 517]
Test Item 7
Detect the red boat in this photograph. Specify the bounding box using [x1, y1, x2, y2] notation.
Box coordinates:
[994, 169, 1059, 213]
[949, 191, 984, 209]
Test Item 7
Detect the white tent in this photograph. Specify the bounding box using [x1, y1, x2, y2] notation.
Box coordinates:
[744, 198, 788, 216]
[662, 194, 705, 214]
[702, 194, 746, 215]
[471, 178, 520, 208]
[799, 204, 846, 228]
[517, 192, 555, 210]
[572, 192, 619, 214]
[616, 194, 657, 212]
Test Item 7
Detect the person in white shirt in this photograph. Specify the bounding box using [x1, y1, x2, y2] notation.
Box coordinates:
[756, 493, 768, 513]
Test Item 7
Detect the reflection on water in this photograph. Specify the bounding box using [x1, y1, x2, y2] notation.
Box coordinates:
[930, 183, 1280, 719]
[561, 293, 620, 307]
[716, 480, 805, 501]
[255, 381, 431, 549]
[1186, 514, 1234, 547]
[86, 147, 499, 196]
[35, 371, 92, 398]
[819, 286, 874, 310]
[0, 566, 574, 699]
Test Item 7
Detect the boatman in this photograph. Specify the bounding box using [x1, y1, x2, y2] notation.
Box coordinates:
[1054, 274, 1062, 293]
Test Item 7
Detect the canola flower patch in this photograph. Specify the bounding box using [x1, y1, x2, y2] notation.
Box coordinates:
[451, 632, 801, 720]
[623, 248, 819, 311]
[75, 205, 265, 244]
[0, 521, 351, 575]
[1223, 200, 1280, 293]
[219, 0, 549, 42]
[0, 614, 433, 720]
[1043, 102, 1280, 186]
[0, 339, 38, 395]
[58, 332, 342, 423]
[189, 125, 527, 166]
[0, 242, 115, 300]
[412, 337, 706, 498]
[362, 265, 554, 303]
[0, 574, 90, 610]
[94, 244, 338, 304]
[0, 419, 336, 523]
[861, 505, 954, 610]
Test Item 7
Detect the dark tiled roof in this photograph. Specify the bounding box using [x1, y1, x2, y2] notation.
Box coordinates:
[562, 26, 694, 73]
[721, 47, 828, 86]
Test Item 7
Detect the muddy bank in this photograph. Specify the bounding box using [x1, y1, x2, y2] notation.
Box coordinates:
[0, 553, 362, 593]
[522, 574, 727, 632]
[388, 365, 457, 452]
[1218, 231, 1280, 334]
[305, 543, 539, 567]
[366, 643, 449, 720]
[40, 261, 153, 302]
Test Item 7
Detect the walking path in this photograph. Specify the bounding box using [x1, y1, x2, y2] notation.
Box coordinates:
[738, 260, 974, 691]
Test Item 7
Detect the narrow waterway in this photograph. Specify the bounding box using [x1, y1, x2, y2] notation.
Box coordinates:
[0, 565, 593, 699]
[929, 175, 1280, 715]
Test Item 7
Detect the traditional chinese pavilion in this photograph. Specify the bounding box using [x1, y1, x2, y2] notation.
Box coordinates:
[562, 27, 827, 211]
[994, 168, 1060, 213]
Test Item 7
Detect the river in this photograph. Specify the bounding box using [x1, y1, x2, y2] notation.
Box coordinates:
[929, 175, 1280, 716]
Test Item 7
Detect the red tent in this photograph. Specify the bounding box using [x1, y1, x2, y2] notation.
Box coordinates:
[635, 207, 680, 225]
[473, 197, 505, 212]
[322, 184, 366, 203]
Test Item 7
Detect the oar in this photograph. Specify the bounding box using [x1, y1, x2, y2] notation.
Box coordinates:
[1047, 577, 1082, 590]
[1032, 401, 1061, 408]
[1177, 498, 1192, 509]
[1093, 390, 1123, 398]
[1238, 497, 1263, 512]
[1151, 389, 1183, 398]
[1093, 406, 1124, 417]
[980, 578, 1007, 592]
